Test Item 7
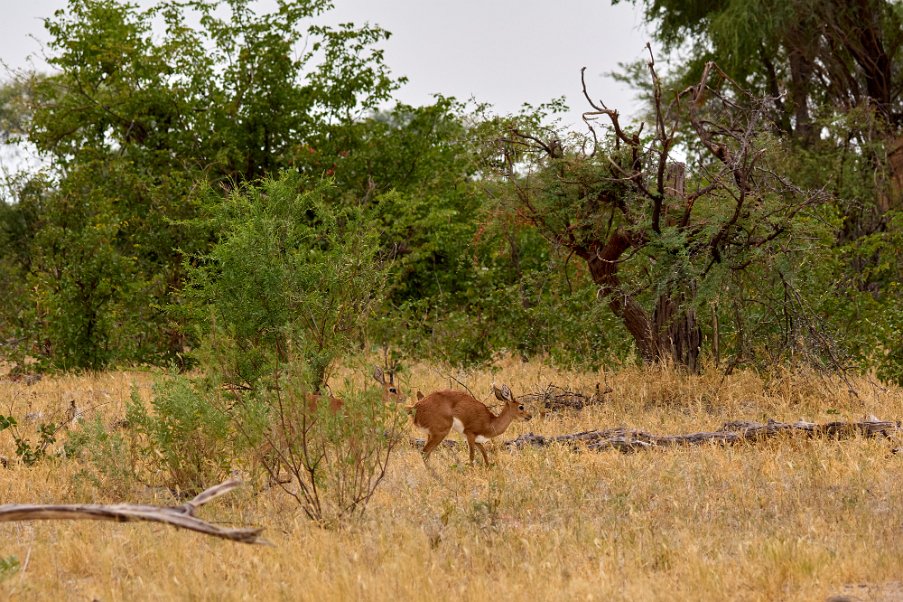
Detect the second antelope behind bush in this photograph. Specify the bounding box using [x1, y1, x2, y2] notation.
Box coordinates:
[413, 384, 531, 466]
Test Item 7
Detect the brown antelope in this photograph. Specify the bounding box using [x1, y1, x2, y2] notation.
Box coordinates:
[413, 384, 531, 466]
[265, 369, 405, 487]
[305, 391, 345, 414]
[304, 365, 405, 414]
[372, 365, 406, 404]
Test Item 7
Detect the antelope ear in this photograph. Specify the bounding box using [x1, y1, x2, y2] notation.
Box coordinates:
[373, 366, 385, 385]
[492, 383, 514, 402]
[416, 390, 424, 401]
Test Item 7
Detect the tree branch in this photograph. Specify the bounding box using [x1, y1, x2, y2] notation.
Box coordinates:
[0, 478, 268, 545]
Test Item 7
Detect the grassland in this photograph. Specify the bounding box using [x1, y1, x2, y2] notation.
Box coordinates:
[1, 361, 901, 601]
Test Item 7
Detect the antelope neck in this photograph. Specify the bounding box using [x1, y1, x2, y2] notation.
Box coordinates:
[489, 404, 517, 436]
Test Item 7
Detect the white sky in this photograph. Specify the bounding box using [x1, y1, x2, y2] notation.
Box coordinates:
[0, 0, 654, 130]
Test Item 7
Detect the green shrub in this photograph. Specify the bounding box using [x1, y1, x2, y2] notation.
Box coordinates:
[113, 172, 405, 520]
[65, 417, 135, 499]
[185, 172, 388, 390]
[126, 377, 232, 495]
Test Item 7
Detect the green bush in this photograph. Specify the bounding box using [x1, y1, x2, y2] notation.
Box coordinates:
[126, 377, 233, 494]
[110, 172, 405, 521]
[185, 172, 388, 390]
[65, 417, 136, 499]
[63, 377, 232, 496]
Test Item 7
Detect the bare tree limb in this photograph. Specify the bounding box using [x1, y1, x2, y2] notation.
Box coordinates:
[0, 478, 268, 545]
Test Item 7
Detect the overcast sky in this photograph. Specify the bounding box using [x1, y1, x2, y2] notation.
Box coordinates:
[0, 0, 654, 129]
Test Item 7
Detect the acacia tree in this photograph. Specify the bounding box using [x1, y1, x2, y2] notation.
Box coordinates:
[488, 55, 829, 370]
[613, 0, 903, 380]
[617, 0, 902, 140]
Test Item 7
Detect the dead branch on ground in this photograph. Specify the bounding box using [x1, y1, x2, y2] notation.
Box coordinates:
[0, 478, 268, 545]
[505, 418, 899, 453]
[519, 383, 612, 412]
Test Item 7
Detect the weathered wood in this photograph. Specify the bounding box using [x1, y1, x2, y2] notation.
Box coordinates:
[519, 383, 611, 412]
[0, 478, 268, 545]
[504, 419, 900, 453]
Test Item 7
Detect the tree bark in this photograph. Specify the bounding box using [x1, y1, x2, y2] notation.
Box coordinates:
[505, 418, 900, 453]
[575, 226, 702, 370]
[886, 135, 903, 210]
[576, 229, 658, 362]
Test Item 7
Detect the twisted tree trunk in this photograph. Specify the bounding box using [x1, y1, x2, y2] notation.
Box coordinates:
[577, 230, 658, 362]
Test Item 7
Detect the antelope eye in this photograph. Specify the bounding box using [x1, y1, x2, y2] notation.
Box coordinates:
[389, 387, 397, 394]
[518, 405, 525, 411]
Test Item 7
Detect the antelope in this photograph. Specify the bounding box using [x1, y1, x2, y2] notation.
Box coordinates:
[266, 368, 405, 488]
[304, 365, 405, 414]
[372, 365, 406, 404]
[413, 384, 531, 466]
[305, 391, 344, 414]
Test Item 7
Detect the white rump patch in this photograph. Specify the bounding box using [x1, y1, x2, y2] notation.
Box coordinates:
[451, 417, 465, 433]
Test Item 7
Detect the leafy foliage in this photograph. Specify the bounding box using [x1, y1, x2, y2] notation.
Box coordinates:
[0, 413, 59, 466]
[184, 172, 388, 388]
[126, 378, 232, 493]
[0, 556, 20, 581]
[0, 0, 901, 385]
[1, 0, 400, 368]
[613, 0, 903, 381]
[100, 172, 405, 520]
[482, 63, 837, 372]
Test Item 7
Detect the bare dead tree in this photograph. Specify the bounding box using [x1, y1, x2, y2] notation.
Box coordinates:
[488, 50, 830, 372]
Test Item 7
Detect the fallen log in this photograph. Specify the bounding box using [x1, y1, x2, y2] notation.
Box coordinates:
[504, 419, 901, 453]
[519, 383, 611, 412]
[0, 478, 268, 545]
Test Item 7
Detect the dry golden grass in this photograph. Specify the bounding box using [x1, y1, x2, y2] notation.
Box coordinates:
[1, 360, 902, 601]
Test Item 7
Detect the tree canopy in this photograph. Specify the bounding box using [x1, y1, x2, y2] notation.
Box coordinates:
[0, 0, 901, 384]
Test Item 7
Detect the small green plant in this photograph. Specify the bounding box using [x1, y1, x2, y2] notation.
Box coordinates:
[64, 417, 137, 499]
[0, 555, 20, 581]
[0, 414, 58, 466]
